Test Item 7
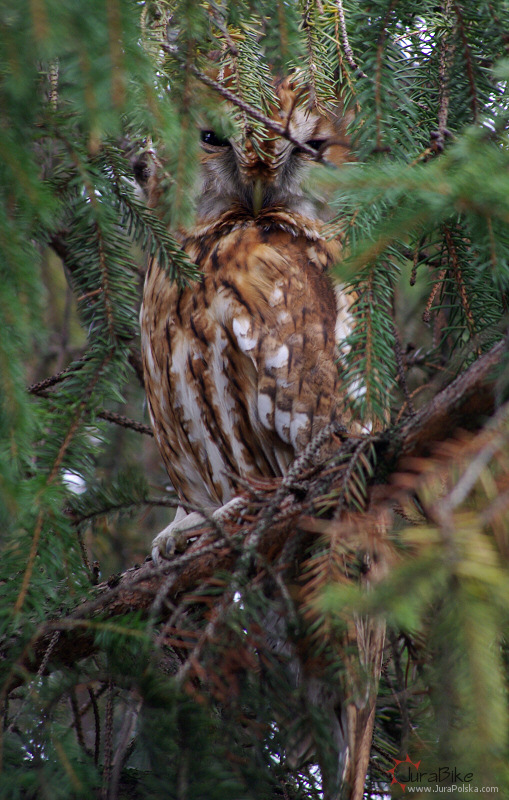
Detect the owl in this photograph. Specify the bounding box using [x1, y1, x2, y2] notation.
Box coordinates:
[140, 79, 359, 561]
[139, 79, 382, 799]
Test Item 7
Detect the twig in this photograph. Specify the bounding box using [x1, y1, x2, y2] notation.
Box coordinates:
[245, 421, 348, 559]
[392, 323, 416, 416]
[77, 287, 102, 303]
[150, 537, 235, 617]
[433, 0, 456, 153]
[109, 692, 142, 800]
[101, 679, 114, 800]
[336, 0, 368, 78]
[302, 1, 319, 110]
[442, 419, 504, 513]
[76, 527, 93, 577]
[333, 436, 377, 518]
[423, 268, 447, 324]
[48, 59, 59, 111]
[190, 66, 347, 162]
[389, 632, 412, 756]
[89, 686, 102, 766]
[93, 221, 116, 341]
[27, 343, 144, 395]
[175, 592, 233, 686]
[384, 338, 505, 461]
[486, 2, 509, 54]
[444, 226, 479, 352]
[409, 236, 427, 286]
[207, 6, 238, 57]
[69, 687, 88, 755]
[5, 630, 61, 735]
[29, 380, 153, 437]
[97, 409, 154, 436]
[453, 2, 478, 122]
[28, 357, 87, 394]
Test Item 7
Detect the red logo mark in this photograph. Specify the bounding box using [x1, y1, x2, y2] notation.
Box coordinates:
[387, 754, 421, 792]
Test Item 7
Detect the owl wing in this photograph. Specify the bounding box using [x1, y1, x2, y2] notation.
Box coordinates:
[224, 235, 344, 458]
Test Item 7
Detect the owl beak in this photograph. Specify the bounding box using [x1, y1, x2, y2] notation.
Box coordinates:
[252, 178, 264, 216]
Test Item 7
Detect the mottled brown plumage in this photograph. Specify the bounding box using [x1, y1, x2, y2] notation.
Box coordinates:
[142, 208, 351, 506]
[140, 81, 358, 555]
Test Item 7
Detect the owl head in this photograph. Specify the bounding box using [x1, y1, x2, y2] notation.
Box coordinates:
[196, 77, 351, 223]
[133, 76, 351, 225]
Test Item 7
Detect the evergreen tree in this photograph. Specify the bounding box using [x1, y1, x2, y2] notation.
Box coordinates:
[1, 1, 508, 798]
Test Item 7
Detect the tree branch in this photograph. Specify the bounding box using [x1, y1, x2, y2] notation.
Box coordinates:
[9, 337, 507, 682]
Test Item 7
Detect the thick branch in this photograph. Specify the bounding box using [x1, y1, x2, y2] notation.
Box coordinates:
[383, 338, 506, 462]
[11, 338, 507, 679]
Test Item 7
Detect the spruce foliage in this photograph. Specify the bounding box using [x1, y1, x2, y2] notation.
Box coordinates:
[1, 1, 509, 798]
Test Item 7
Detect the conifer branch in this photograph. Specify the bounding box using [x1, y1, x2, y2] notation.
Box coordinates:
[29, 379, 152, 437]
[69, 687, 88, 756]
[93, 221, 116, 341]
[14, 349, 115, 614]
[10, 337, 505, 679]
[28, 345, 145, 396]
[384, 338, 505, 461]
[302, 2, 320, 110]
[486, 2, 509, 54]
[104, 146, 201, 285]
[374, 0, 398, 153]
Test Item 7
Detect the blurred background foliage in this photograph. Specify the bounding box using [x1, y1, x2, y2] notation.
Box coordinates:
[1, 0, 509, 797]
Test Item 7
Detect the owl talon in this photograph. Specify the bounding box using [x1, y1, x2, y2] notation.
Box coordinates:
[213, 496, 247, 524]
[151, 508, 207, 564]
[151, 499, 248, 564]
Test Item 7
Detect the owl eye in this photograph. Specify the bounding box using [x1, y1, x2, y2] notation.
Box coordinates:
[294, 139, 328, 156]
[305, 139, 327, 151]
[200, 130, 231, 147]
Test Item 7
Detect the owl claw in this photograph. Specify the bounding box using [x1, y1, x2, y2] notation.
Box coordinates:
[151, 498, 248, 565]
[213, 496, 247, 523]
[151, 509, 206, 564]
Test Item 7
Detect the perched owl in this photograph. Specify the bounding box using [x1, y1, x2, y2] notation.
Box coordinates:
[140, 79, 359, 560]
[139, 79, 382, 799]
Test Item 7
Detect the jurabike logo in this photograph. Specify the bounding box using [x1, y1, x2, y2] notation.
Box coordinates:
[387, 756, 475, 793]
[387, 755, 422, 792]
